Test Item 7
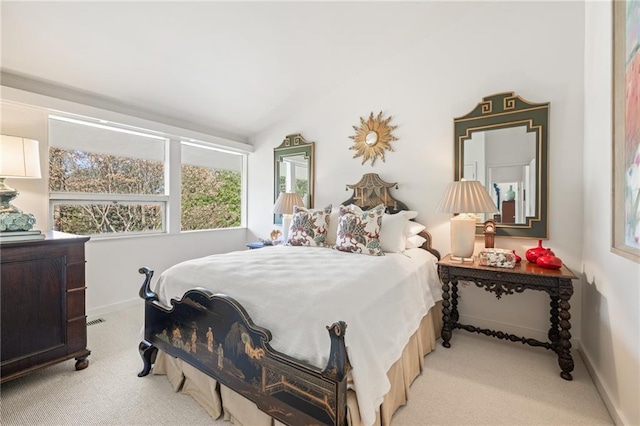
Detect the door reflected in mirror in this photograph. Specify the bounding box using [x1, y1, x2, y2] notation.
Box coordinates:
[463, 126, 536, 225]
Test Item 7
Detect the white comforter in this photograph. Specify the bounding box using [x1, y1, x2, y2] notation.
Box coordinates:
[154, 245, 441, 426]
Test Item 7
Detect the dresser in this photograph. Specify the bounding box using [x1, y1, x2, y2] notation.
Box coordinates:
[1, 231, 91, 383]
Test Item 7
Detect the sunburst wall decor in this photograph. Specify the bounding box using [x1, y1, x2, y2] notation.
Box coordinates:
[349, 111, 398, 166]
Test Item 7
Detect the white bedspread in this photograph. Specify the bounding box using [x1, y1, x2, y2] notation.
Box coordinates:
[154, 245, 441, 426]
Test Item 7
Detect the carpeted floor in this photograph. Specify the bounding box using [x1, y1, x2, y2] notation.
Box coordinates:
[1, 304, 613, 425]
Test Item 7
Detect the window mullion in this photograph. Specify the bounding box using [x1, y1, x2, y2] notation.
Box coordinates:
[168, 139, 182, 234]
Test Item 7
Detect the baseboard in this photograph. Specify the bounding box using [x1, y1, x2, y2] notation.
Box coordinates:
[578, 346, 627, 425]
[87, 298, 140, 320]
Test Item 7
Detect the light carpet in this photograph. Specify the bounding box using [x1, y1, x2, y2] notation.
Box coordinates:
[1, 304, 612, 425]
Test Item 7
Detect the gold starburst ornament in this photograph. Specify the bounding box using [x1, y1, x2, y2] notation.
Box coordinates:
[349, 111, 398, 166]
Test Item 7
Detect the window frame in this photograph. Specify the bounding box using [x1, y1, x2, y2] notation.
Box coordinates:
[47, 114, 248, 239]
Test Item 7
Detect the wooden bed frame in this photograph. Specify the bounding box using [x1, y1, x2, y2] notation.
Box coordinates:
[137, 173, 440, 425]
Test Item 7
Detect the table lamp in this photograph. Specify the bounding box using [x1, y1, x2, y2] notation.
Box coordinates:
[0, 135, 41, 231]
[273, 192, 304, 242]
[436, 180, 498, 261]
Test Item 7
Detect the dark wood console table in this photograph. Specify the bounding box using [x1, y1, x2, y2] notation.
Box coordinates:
[437, 254, 578, 380]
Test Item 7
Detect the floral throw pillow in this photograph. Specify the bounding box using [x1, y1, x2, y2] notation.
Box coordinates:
[334, 204, 384, 256]
[287, 205, 332, 247]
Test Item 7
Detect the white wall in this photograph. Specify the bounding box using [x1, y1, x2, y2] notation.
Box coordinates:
[1, 96, 249, 317]
[582, 2, 640, 424]
[248, 1, 585, 342]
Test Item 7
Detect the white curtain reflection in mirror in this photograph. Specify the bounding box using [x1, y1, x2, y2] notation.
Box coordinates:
[463, 126, 536, 224]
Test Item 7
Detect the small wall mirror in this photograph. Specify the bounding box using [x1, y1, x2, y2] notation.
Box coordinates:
[454, 92, 549, 238]
[274, 134, 315, 224]
[365, 131, 378, 146]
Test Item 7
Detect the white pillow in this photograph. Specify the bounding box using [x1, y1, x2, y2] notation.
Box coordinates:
[406, 221, 426, 236]
[380, 212, 412, 253]
[325, 207, 341, 246]
[405, 234, 427, 249]
[401, 210, 419, 220]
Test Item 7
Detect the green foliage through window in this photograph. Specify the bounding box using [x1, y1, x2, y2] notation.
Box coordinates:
[181, 166, 241, 230]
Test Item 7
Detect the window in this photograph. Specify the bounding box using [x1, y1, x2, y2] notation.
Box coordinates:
[181, 142, 242, 231]
[48, 115, 247, 237]
[49, 115, 168, 236]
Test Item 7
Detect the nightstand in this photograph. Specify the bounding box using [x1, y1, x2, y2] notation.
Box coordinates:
[438, 254, 578, 380]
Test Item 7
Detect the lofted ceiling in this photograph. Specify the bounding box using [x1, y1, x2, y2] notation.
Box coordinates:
[1, 1, 478, 142]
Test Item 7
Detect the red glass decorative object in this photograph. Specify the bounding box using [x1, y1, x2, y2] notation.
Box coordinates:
[536, 249, 563, 269]
[512, 250, 522, 263]
[525, 239, 554, 263]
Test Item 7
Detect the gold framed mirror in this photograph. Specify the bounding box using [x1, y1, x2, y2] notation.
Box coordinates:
[454, 92, 549, 238]
[274, 134, 315, 224]
[349, 111, 397, 166]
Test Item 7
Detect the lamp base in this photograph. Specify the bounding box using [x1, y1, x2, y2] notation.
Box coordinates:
[0, 212, 37, 232]
[450, 215, 478, 259]
[0, 178, 22, 214]
[282, 214, 292, 243]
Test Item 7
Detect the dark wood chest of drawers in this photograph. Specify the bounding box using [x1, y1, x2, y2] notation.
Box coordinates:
[1, 231, 90, 383]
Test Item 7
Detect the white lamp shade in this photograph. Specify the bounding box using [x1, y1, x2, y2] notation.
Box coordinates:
[436, 180, 498, 214]
[273, 192, 304, 215]
[0, 135, 41, 178]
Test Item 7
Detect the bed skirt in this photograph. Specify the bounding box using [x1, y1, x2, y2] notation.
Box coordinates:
[152, 301, 442, 426]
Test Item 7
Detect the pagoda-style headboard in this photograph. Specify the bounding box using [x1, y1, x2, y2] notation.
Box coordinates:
[342, 173, 408, 213]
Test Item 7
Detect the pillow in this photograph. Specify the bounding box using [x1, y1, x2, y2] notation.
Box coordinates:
[406, 221, 426, 237]
[334, 204, 384, 256]
[379, 211, 412, 253]
[287, 205, 332, 247]
[405, 234, 427, 249]
[401, 210, 419, 220]
[325, 207, 341, 246]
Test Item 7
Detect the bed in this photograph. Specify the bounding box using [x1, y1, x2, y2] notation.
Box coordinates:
[137, 173, 442, 426]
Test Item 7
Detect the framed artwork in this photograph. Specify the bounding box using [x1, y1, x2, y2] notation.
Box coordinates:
[612, 0, 640, 262]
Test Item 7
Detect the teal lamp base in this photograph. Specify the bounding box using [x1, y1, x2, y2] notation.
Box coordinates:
[0, 212, 37, 231]
[0, 178, 37, 231]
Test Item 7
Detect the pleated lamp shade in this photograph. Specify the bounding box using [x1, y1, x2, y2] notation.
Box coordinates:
[273, 192, 304, 215]
[436, 180, 498, 214]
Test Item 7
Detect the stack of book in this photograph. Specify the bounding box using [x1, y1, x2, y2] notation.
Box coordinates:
[0, 230, 46, 244]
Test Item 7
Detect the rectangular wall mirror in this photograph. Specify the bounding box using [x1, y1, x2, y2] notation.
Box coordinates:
[273, 134, 314, 224]
[454, 92, 549, 238]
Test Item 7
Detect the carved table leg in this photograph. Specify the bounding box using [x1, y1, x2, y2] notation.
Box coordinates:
[548, 296, 560, 344]
[75, 354, 90, 371]
[557, 282, 574, 381]
[138, 340, 158, 377]
[441, 275, 452, 348]
[451, 278, 460, 323]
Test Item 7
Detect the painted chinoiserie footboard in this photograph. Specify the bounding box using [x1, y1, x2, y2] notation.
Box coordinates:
[137, 267, 351, 426]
